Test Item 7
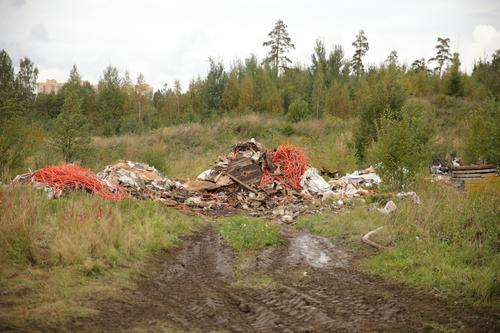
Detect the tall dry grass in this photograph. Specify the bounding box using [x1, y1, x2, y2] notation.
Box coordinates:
[0, 186, 201, 330]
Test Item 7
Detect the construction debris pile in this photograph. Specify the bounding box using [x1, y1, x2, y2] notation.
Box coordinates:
[12, 139, 393, 221]
[185, 139, 312, 220]
[13, 164, 126, 200]
[97, 160, 186, 201]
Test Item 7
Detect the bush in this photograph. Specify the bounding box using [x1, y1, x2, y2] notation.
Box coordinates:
[0, 119, 46, 180]
[367, 100, 432, 189]
[354, 65, 411, 160]
[464, 99, 500, 165]
[287, 98, 309, 123]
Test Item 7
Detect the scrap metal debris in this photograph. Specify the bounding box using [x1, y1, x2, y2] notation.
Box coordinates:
[13, 164, 126, 200]
[97, 160, 185, 200]
[11, 139, 392, 222]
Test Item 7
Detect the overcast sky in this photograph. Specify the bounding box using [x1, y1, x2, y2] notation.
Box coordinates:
[1, 0, 499, 90]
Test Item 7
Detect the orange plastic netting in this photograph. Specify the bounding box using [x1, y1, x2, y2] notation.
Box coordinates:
[32, 164, 126, 200]
[260, 144, 309, 190]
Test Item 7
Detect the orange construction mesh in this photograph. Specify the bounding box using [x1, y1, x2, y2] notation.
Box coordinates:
[260, 144, 309, 190]
[32, 164, 126, 200]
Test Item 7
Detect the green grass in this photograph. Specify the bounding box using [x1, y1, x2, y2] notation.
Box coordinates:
[364, 180, 500, 307]
[219, 215, 280, 251]
[2, 102, 498, 325]
[295, 207, 389, 248]
[4, 112, 356, 182]
[0, 186, 203, 331]
[295, 180, 500, 308]
[219, 215, 280, 290]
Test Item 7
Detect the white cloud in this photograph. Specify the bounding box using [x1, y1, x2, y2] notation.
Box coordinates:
[1, 0, 499, 88]
[11, 0, 27, 8]
[31, 24, 49, 42]
[471, 24, 500, 59]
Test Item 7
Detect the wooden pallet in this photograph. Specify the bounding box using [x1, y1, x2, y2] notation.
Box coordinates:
[451, 164, 497, 186]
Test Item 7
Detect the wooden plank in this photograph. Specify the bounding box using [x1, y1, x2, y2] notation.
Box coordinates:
[361, 226, 387, 250]
[451, 164, 496, 171]
[453, 175, 487, 179]
[452, 173, 496, 179]
[452, 169, 497, 175]
[225, 172, 259, 194]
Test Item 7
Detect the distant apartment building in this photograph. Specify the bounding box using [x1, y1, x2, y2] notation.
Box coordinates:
[37, 79, 64, 94]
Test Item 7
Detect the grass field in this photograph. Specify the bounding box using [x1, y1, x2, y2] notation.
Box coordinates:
[1, 99, 498, 330]
[0, 187, 203, 330]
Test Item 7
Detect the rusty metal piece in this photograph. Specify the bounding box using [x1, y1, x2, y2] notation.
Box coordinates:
[226, 156, 262, 185]
[225, 172, 259, 194]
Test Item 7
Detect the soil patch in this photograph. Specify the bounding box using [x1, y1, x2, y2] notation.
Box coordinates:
[66, 226, 499, 333]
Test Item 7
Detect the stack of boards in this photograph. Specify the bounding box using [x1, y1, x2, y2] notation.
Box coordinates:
[451, 164, 498, 188]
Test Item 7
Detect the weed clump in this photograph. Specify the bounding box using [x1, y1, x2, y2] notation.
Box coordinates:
[220, 215, 280, 251]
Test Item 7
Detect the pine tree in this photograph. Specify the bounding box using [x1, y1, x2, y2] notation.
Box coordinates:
[411, 58, 428, 72]
[96, 65, 125, 135]
[263, 19, 295, 76]
[311, 39, 326, 76]
[351, 30, 369, 77]
[0, 51, 20, 121]
[386, 50, 398, 66]
[326, 45, 346, 84]
[445, 53, 464, 97]
[204, 58, 227, 113]
[428, 37, 451, 76]
[68, 64, 82, 85]
[16, 57, 38, 98]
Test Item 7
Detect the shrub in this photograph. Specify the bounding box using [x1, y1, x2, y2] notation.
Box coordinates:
[367, 100, 432, 189]
[287, 98, 309, 123]
[0, 119, 41, 179]
[51, 91, 91, 162]
[354, 65, 411, 160]
[464, 99, 500, 165]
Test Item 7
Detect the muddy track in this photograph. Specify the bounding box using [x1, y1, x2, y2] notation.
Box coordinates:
[66, 226, 499, 333]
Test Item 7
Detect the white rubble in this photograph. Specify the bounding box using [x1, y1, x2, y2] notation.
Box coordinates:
[339, 167, 382, 188]
[378, 200, 397, 215]
[197, 169, 217, 181]
[300, 167, 333, 196]
[396, 191, 421, 204]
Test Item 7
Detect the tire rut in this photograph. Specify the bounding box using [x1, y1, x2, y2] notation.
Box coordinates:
[66, 225, 500, 333]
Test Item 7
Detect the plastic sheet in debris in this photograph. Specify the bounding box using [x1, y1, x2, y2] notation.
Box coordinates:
[197, 169, 217, 181]
[300, 167, 333, 196]
[97, 160, 183, 198]
[339, 167, 382, 187]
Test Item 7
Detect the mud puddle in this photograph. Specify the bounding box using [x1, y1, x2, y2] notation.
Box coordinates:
[67, 226, 499, 333]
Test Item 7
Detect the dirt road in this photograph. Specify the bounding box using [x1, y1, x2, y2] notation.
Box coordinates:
[68, 226, 499, 332]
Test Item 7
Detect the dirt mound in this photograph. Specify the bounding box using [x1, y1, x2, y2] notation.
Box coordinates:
[67, 227, 500, 333]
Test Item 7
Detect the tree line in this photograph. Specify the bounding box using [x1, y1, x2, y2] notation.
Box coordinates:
[1, 20, 499, 168]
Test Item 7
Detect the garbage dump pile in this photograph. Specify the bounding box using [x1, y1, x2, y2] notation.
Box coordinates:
[13, 164, 126, 200]
[12, 139, 385, 222]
